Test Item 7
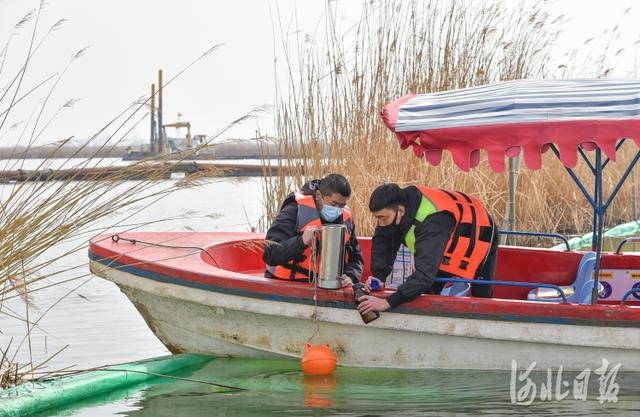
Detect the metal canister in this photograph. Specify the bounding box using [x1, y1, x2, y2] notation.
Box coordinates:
[317, 224, 346, 289]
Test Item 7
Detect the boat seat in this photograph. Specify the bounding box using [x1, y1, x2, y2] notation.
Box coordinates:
[527, 252, 600, 304]
[440, 282, 471, 297]
[578, 279, 606, 304]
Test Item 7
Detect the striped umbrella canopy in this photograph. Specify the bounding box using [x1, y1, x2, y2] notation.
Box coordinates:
[381, 79, 640, 172]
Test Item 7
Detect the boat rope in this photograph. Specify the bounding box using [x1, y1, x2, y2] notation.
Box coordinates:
[307, 231, 322, 343]
[309, 230, 319, 286]
[41, 367, 245, 391]
[111, 234, 221, 268]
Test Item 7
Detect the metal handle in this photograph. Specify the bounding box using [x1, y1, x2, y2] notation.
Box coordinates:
[499, 230, 571, 251]
[615, 237, 640, 254]
[621, 288, 640, 302]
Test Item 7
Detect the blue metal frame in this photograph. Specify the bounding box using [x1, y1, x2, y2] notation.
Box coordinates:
[602, 138, 627, 170]
[433, 277, 569, 303]
[621, 288, 640, 302]
[498, 230, 571, 251]
[550, 142, 640, 305]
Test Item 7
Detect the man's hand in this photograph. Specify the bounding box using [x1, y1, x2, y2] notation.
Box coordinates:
[357, 295, 390, 315]
[302, 226, 319, 246]
[364, 276, 384, 292]
[339, 274, 353, 288]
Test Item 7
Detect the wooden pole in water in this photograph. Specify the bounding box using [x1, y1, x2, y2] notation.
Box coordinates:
[633, 167, 638, 221]
[158, 69, 164, 154]
[150, 83, 156, 154]
[508, 157, 516, 244]
[633, 55, 638, 251]
[502, 154, 521, 245]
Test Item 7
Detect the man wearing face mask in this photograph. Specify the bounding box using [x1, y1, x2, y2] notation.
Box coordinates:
[263, 174, 363, 286]
[357, 183, 499, 315]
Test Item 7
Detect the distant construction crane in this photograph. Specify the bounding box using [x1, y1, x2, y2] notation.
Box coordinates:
[124, 69, 206, 160]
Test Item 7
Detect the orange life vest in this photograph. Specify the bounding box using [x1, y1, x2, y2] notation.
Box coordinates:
[268, 192, 353, 280]
[404, 186, 493, 279]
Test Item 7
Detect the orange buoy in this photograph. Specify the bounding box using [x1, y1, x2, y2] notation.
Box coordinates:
[301, 343, 337, 375]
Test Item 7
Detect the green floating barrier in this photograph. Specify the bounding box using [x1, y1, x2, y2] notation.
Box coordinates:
[0, 353, 213, 417]
[605, 220, 640, 238]
[549, 220, 640, 251]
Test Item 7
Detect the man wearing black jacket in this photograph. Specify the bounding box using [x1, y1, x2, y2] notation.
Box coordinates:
[357, 183, 499, 315]
[263, 174, 364, 285]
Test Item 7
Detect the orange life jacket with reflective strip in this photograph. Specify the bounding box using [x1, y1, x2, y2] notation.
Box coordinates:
[404, 186, 493, 279]
[269, 192, 353, 280]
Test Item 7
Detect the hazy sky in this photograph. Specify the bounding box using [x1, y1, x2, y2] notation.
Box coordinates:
[1, 0, 640, 147]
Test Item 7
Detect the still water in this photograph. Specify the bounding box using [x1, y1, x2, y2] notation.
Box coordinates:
[1, 160, 265, 370]
[36, 359, 640, 416]
[1, 159, 640, 416]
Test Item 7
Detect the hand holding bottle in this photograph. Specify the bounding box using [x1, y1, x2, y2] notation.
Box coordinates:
[353, 283, 380, 324]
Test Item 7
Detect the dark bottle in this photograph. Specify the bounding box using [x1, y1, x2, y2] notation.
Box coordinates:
[353, 283, 380, 324]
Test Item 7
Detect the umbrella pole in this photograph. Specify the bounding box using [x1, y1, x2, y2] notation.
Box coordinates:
[633, 166, 638, 251]
[592, 148, 604, 304]
[551, 143, 602, 303]
[591, 162, 599, 250]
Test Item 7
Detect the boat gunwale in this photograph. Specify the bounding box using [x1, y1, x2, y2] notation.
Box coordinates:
[88, 232, 640, 328]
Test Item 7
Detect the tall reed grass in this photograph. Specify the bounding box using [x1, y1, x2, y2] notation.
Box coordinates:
[262, 0, 638, 242]
[0, 2, 252, 387]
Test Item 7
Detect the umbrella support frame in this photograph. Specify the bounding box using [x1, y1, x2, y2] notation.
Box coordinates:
[550, 141, 640, 304]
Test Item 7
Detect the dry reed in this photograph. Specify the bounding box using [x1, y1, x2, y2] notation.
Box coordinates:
[0, 3, 254, 388]
[262, 0, 638, 243]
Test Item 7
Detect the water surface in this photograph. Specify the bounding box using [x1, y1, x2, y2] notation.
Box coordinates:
[1, 161, 264, 371]
[40, 359, 640, 417]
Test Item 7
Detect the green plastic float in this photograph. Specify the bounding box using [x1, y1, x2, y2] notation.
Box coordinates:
[0, 353, 213, 417]
[550, 220, 640, 251]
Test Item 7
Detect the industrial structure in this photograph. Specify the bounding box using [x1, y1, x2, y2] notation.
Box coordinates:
[125, 69, 206, 160]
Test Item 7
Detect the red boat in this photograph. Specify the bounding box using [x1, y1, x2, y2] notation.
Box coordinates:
[90, 79, 640, 370]
[88, 230, 639, 370]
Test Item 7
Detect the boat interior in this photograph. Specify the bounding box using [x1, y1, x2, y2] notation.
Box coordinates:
[204, 237, 640, 306]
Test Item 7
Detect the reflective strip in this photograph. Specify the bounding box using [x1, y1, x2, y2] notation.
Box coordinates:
[439, 190, 464, 255]
[405, 196, 437, 255]
[464, 203, 477, 258]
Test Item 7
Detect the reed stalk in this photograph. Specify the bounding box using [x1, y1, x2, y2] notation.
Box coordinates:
[0, 4, 255, 388]
[262, 0, 637, 243]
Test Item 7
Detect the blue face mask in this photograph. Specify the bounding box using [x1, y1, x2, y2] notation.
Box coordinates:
[320, 204, 343, 222]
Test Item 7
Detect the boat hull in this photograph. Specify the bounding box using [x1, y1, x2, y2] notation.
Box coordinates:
[91, 259, 640, 371]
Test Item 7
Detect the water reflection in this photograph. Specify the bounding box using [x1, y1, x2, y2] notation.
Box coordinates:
[303, 374, 336, 409]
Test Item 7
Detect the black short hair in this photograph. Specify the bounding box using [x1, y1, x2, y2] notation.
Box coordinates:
[318, 173, 351, 197]
[369, 183, 405, 212]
